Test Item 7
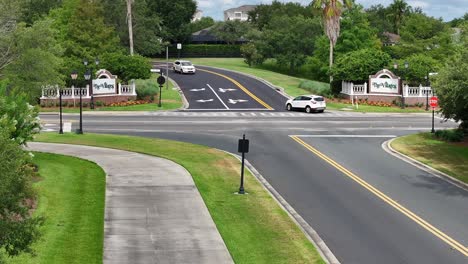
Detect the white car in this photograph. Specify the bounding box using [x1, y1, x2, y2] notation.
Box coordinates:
[285, 95, 326, 113]
[173, 60, 196, 74]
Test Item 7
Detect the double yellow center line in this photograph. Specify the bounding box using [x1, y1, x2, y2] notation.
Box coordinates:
[198, 68, 274, 110]
[291, 135, 468, 257]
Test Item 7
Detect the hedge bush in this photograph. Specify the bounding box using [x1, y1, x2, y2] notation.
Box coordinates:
[434, 129, 465, 142]
[159, 44, 242, 57]
[135, 79, 158, 100]
[298, 80, 331, 97]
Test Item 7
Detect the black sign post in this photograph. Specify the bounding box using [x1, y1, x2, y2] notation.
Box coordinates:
[238, 134, 249, 194]
[429, 96, 438, 133]
[157, 73, 166, 108]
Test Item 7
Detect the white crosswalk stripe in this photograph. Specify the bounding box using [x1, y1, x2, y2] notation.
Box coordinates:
[142, 110, 387, 118]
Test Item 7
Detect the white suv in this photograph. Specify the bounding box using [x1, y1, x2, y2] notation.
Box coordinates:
[285, 95, 326, 113]
[173, 60, 196, 74]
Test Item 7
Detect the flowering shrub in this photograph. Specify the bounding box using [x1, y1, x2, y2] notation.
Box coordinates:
[332, 98, 392, 107]
[108, 100, 151, 107]
[0, 94, 41, 145]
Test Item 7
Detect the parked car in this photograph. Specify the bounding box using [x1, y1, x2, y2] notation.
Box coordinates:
[285, 95, 326, 113]
[173, 60, 196, 74]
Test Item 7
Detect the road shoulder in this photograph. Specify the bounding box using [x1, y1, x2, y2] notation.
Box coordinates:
[383, 138, 468, 190]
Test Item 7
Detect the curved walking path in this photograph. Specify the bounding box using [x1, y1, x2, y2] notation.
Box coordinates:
[28, 142, 234, 264]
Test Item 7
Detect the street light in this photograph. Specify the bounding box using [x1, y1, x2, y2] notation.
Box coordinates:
[83, 57, 100, 109]
[76, 70, 90, 135]
[393, 62, 404, 109]
[425, 73, 429, 111]
[402, 61, 409, 109]
[71, 70, 82, 134]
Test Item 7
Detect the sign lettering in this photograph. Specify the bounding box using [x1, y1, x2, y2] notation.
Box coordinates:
[93, 79, 116, 94]
[370, 78, 399, 94]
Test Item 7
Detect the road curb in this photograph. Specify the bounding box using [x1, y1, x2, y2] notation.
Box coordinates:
[196, 65, 293, 100]
[167, 77, 189, 110]
[225, 151, 340, 264]
[382, 138, 468, 191]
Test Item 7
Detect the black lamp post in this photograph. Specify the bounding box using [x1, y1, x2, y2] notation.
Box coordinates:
[393, 62, 403, 108]
[59, 84, 64, 134]
[83, 58, 99, 109]
[76, 70, 90, 135]
[425, 73, 429, 111]
[402, 61, 408, 109]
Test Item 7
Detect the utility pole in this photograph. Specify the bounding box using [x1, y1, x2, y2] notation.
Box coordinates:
[127, 0, 134, 56]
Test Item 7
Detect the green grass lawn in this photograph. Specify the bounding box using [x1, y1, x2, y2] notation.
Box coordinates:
[40, 79, 182, 113]
[5, 152, 105, 264]
[35, 133, 324, 264]
[391, 133, 468, 183]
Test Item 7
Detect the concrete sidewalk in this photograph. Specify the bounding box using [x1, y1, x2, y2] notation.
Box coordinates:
[28, 142, 234, 264]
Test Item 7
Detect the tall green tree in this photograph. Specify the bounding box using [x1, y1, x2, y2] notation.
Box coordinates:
[211, 20, 251, 45]
[20, 0, 63, 25]
[0, 0, 21, 74]
[389, 0, 409, 35]
[257, 15, 321, 73]
[433, 22, 468, 131]
[101, 0, 164, 56]
[330, 48, 391, 81]
[63, 0, 120, 59]
[388, 13, 455, 61]
[189, 17, 215, 33]
[335, 5, 381, 54]
[249, 1, 312, 30]
[312, 0, 352, 83]
[5, 19, 63, 103]
[147, 0, 196, 43]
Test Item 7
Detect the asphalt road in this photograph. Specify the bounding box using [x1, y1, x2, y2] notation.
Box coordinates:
[152, 63, 288, 111]
[38, 64, 468, 263]
[41, 111, 467, 264]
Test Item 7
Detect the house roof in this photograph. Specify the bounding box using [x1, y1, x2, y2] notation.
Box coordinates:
[382, 32, 401, 43]
[224, 5, 257, 13]
[191, 26, 220, 42]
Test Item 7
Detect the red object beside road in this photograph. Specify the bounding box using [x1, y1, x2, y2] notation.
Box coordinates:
[430, 96, 438, 108]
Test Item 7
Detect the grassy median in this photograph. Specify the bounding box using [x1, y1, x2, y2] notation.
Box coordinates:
[35, 133, 324, 264]
[5, 152, 105, 264]
[391, 133, 468, 184]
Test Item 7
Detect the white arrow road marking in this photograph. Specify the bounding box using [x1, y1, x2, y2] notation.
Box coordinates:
[228, 99, 249, 104]
[207, 84, 229, 109]
[218, 88, 237, 93]
[190, 88, 206, 92]
[196, 99, 214, 103]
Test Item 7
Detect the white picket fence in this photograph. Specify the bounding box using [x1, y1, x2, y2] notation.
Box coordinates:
[341, 81, 432, 97]
[41, 81, 136, 99]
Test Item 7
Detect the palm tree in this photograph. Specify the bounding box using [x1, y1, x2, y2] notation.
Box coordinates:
[389, 0, 408, 35]
[312, 0, 352, 83]
[126, 0, 134, 55]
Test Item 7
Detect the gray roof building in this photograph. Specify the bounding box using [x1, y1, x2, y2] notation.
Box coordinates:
[224, 5, 257, 21]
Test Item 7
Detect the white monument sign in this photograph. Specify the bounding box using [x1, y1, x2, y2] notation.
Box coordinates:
[370, 78, 399, 93]
[93, 78, 116, 94]
[369, 69, 400, 94]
